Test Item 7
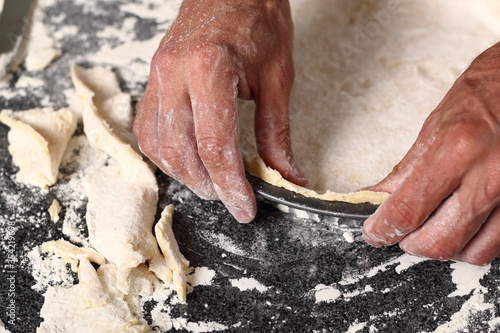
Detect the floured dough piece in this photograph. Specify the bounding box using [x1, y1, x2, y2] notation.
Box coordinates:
[47, 199, 61, 222]
[83, 164, 161, 290]
[38, 259, 150, 333]
[42, 239, 106, 272]
[0, 319, 11, 333]
[0, 108, 77, 189]
[71, 65, 160, 289]
[71, 65, 139, 153]
[24, 3, 62, 71]
[154, 205, 190, 301]
[71, 65, 188, 299]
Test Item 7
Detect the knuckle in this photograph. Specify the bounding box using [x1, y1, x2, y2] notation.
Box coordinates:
[197, 136, 230, 170]
[445, 119, 492, 158]
[153, 46, 181, 74]
[188, 42, 231, 72]
[158, 146, 185, 176]
[390, 199, 422, 232]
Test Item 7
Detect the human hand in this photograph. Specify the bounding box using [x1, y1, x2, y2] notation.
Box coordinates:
[363, 43, 500, 266]
[134, 0, 306, 222]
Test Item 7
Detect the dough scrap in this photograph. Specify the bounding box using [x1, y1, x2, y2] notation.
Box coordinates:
[71, 64, 188, 299]
[25, 4, 62, 71]
[0, 108, 77, 189]
[47, 199, 61, 223]
[154, 205, 190, 301]
[38, 259, 150, 333]
[0, 319, 11, 333]
[71, 64, 159, 291]
[41, 239, 106, 272]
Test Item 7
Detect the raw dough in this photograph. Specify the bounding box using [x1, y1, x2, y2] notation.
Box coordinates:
[36, 98, 189, 327]
[0, 108, 77, 189]
[47, 199, 61, 223]
[25, 1, 62, 71]
[41, 239, 106, 272]
[71, 64, 188, 298]
[0, 319, 11, 333]
[154, 204, 190, 301]
[38, 259, 150, 333]
[71, 65, 161, 291]
[239, 0, 500, 203]
[245, 157, 389, 204]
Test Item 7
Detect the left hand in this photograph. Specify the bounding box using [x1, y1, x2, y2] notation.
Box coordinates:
[362, 43, 500, 266]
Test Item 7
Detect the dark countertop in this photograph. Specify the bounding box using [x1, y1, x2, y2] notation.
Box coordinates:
[0, 1, 499, 332]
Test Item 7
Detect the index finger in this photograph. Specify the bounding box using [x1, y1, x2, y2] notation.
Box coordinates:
[188, 47, 256, 223]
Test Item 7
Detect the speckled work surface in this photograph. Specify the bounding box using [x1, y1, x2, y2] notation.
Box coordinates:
[0, 0, 499, 332]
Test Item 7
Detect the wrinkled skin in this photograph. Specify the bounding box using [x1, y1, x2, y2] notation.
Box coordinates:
[134, 0, 307, 223]
[363, 43, 500, 266]
[135, 0, 500, 265]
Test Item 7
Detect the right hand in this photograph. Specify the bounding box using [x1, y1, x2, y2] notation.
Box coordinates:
[134, 0, 307, 223]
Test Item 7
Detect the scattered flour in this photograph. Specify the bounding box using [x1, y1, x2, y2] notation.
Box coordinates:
[173, 320, 228, 333]
[198, 231, 248, 257]
[187, 267, 216, 287]
[345, 321, 367, 333]
[0, 319, 11, 333]
[343, 231, 355, 243]
[433, 291, 495, 333]
[314, 284, 341, 303]
[27, 246, 75, 292]
[339, 254, 427, 286]
[489, 317, 500, 330]
[230, 277, 269, 293]
[448, 261, 491, 297]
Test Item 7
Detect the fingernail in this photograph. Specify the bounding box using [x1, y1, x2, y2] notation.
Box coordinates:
[362, 217, 383, 247]
[291, 162, 308, 186]
[233, 208, 254, 223]
[362, 231, 383, 248]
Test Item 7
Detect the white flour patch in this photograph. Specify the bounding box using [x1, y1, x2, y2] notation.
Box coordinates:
[433, 291, 494, 333]
[394, 254, 428, 274]
[187, 267, 216, 287]
[230, 277, 269, 293]
[27, 246, 75, 292]
[448, 261, 490, 297]
[314, 284, 341, 303]
[198, 231, 248, 257]
[339, 254, 426, 286]
[177, 320, 228, 333]
[343, 231, 355, 243]
[489, 317, 500, 330]
[345, 321, 367, 333]
[120, 0, 182, 19]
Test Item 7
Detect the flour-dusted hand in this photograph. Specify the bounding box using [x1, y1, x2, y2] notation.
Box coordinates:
[134, 0, 306, 222]
[363, 43, 500, 265]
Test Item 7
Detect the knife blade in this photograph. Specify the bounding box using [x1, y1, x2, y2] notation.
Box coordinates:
[0, 0, 36, 78]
